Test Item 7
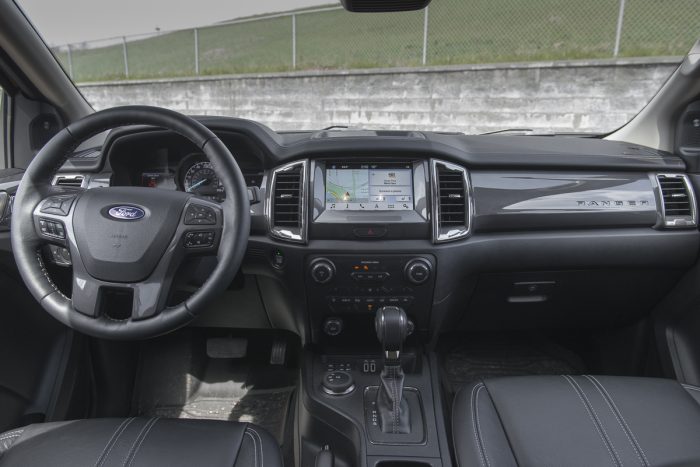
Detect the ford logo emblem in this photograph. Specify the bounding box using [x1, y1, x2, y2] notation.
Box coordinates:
[108, 206, 145, 220]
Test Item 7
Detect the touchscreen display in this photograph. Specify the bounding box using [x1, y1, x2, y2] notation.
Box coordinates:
[325, 163, 413, 210]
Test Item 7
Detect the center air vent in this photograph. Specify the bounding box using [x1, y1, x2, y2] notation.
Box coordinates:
[53, 175, 85, 188]
[656, 174, 697, 228]
[432, 160, 470, 243]
[268, 160, 307, 243]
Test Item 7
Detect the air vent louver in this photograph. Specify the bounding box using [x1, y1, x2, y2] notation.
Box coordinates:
[54, 175, 84, 188]
[432, 160, 470, 243]
[268, 161, 307, 243]
[657, 174, 696, 228]
[273, 168, 302, 227]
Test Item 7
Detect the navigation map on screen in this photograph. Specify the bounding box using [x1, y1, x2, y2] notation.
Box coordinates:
[325, 163, 413, 211]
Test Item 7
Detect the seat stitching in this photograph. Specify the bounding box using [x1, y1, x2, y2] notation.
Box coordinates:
[94, 418, 131, 467]
[244, 432, 258, 467]
[393, 367, 399, 433]
[586, 375, 649, 467]
[563, 375, 621, 467]
[125, 418, 159, 467]
[247, 427, 264, 467]
[0, 430, 24, 442]
[569, 376, 624, 467]
[475, 384, 492, 467]
[96, 417, 136, 467]
[470, 383, 488, 467]
[121, 418, 157, 467]
[682, 384, 700, 392]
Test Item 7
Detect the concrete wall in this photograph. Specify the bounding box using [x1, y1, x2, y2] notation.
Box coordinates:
[79, 58, 679, 134]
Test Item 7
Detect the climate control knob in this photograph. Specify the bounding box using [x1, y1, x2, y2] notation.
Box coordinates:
[405, 258, 431, 285]
[310, 258, 336, 284]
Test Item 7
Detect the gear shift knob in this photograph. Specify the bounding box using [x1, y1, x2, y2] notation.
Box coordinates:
[375, 306, 408, 360]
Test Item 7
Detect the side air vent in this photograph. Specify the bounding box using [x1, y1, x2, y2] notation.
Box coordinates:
[267, 160, 307, 243]
[53, 174, 85, 188]
[656, 174, 697, 228]
[431, 160, 471, 243]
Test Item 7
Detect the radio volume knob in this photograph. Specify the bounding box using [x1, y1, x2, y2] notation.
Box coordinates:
[311, 258, 336, 284]
[405, 258, 431, 285]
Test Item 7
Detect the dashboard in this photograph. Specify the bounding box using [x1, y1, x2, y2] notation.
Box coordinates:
[47, 116, 700, 346]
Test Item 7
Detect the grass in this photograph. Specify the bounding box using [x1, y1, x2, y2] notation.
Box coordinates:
[54, 0, 700, 83]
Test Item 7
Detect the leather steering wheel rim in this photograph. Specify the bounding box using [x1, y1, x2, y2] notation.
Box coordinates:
[10, 105, 250, 340]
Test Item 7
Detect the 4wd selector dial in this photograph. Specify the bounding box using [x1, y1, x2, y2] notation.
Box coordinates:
[404, 258, 431, 285]
[310, 258, 336, 284]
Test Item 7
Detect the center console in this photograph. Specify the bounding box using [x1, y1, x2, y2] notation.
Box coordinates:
[268, 158, 455, 466]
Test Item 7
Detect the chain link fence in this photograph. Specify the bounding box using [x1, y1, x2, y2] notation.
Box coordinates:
[52, 0, 700, 83]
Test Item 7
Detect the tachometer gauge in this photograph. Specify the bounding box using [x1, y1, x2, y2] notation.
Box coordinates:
[183, 161, 225, 202]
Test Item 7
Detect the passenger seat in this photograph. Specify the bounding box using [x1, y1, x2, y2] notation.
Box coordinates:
[452, 375, 700, 466]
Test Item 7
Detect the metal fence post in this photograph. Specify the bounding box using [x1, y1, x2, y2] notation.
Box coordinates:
[613, 0, 626, 57]
[194, 28, 200, 75]
[292, 14, 297, 70]
[422, 6, 429, 66]
[122, 36, 129, 78]
[66, 45, 74, 78]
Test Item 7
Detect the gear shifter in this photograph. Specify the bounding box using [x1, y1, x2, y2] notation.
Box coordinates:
[374, 306, 411, 434]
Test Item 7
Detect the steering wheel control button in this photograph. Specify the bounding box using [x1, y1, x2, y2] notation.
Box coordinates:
[46, 245, 72, 267]
[40, 195, 75, 216]
[184, 204, 217, 225]
[184, 230, 215, 248]
[39, 218, 66, 239]
[310, 258, 336, 284]
[405, 258, 432, 285]
[321, 371, 355, 396]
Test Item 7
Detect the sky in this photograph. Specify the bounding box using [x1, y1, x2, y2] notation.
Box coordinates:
[18, 0, 332, 45]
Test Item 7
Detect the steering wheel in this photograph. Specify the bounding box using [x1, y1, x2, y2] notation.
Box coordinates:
[11, 106, 250, 340]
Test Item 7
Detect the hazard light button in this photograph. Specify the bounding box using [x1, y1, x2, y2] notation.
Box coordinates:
[352, 226, 387, 238]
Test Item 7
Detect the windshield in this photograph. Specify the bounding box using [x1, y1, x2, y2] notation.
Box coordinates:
[18, 0, 700, 134]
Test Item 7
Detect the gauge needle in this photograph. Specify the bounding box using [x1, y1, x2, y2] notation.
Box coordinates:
[187, 179, 208, 192]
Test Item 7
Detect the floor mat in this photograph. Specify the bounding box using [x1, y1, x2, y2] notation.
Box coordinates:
[133, 330, 297, 444]
[440, 334, 585, 395]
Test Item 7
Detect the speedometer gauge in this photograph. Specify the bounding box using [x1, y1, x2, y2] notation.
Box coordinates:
[183, 161, 225, 202]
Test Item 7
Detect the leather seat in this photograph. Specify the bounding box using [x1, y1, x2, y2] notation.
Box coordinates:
[452, 375, 700, 467]
[0, 417, 282, 467]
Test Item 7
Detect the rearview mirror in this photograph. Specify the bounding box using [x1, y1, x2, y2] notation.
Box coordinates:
[341, 0, 431, 12]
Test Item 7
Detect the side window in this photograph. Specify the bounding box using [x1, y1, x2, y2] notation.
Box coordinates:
[0, 88, 5, 169]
